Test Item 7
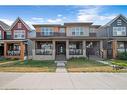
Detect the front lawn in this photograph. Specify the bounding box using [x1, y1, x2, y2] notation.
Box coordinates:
[111, 60, 127, 67]
[0, 58, 18, 63]
[0, 60, 56, 72]
[66, 57, 127, 72]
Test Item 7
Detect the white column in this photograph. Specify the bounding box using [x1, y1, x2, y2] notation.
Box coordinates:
[66, 40, 69, 59]
[100, 40, 103, 58]
[83, 40, 86, 57]
[52, 40, 55, 60]
[32, 41, 35, 59]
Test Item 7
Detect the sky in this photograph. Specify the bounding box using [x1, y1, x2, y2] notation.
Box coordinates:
[0, 5, 127, 29]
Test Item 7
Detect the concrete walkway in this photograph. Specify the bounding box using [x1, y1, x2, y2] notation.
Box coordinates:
[0, 73, 127, 90]
[56, 61, 67, 73]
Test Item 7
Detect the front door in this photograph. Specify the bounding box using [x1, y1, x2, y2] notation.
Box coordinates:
[55, 41, 66, 61]
[0, 44, 4, 56]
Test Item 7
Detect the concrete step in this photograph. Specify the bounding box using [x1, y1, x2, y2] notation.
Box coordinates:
[56, 62, 65, 67]
[56, 67, 67, 73]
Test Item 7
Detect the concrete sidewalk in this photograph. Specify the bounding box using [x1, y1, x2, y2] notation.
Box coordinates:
[0, 73, 127, 90]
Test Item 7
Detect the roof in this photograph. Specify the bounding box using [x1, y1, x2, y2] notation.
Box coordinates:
[10, 17, 32, 31]
[64, 22, 93, 26]
[33, 24, 62, 27]
[104, 14, 127, 27]
[90, 25, 101, 28]
[0, 20, 10, 30]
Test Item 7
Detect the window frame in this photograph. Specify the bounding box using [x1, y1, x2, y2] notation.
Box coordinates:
[14, 30, 25, 39]
[113, 27, 126, 36]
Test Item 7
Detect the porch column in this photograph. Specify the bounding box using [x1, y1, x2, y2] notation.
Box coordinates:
[66, 40, 69, 59]
[112, 40, 117, 59]
[83, 40, 86, 57]
[4, 42, 7, 57]
[100, 40, 103, 58]
[52, 40, 55, 60]
[20, 42, 25, 61]
[32, 40, 35, 58]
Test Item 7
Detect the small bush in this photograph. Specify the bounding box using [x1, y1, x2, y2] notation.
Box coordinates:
[117, 52, 127, 60]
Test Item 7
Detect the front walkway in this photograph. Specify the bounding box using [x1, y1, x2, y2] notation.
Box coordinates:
[0, 73, 127, 90]
[55, 61, 67, 73]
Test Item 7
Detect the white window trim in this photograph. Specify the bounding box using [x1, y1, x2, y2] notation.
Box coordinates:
[113, 27, 126, 36]
[14, 30, 25, 39]
[0, 30, 2, 39]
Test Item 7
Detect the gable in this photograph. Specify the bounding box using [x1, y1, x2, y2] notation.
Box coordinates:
[111, 17, 127, 27]
[11, 20, 28, 31]
[105, 15, 127, 27]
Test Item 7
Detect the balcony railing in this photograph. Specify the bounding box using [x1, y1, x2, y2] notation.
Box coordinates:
[36, 32, 66, 37]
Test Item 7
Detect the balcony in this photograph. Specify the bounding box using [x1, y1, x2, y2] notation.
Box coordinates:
[36, 32, 66, 37]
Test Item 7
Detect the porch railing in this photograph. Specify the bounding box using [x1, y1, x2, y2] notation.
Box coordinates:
[69, 49, 83, 55]
[35, 49, 53, 55]
[7, 50, 20, 56]
[36, 32, 66, 37]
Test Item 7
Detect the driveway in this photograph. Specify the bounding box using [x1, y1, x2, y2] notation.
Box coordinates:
[0, 73, 127, 90]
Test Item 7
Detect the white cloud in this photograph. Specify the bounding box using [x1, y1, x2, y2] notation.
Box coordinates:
[31, 17, 44, 21]
[0, 19, 13, 25]
[47, 18, 63, 23]
[77, 6, 116, 25]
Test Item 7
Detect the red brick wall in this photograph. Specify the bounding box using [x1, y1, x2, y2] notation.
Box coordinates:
[11, 20, 28, 39]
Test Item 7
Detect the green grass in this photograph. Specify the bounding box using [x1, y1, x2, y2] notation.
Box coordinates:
[0, 60, 56, 72]
[67, 57, 108, 67]
[111, 60, 127, 67]
[0, 58, 18, 63]
[66, 57, 127, 72]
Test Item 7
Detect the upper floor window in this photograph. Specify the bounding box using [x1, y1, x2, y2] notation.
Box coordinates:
[17, 23, 22, 28]
[59, 28, 65, 32]
[14, 30, 25, 39]
[117, 19, 122, 26]
[69, 27, 84, 36]
[113, 27, 126, 36]
[42, 27, 54, 36]
[90, 28, 95, 33]
[0, 30, 2, 39]
[6, 31, 11, 39]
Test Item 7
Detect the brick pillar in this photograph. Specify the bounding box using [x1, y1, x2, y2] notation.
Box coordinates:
[112, 40, 117, 59]
[83, 40, 86, 57]
[20, 42, 25, 61]
[52, 40, 55, 60]
[66, 40, 69, 59]
[4, 42, 7, 57]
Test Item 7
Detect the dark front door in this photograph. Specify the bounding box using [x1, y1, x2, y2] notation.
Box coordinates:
[55, 41, 66, 61]
[56, 41, 66, 55]
[0, 44, 4, 56]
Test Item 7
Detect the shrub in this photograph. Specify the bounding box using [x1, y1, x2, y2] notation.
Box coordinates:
[117, 52, 127, 60]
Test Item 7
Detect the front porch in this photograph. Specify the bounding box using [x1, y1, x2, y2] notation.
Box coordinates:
[32, 40, 104, 61]
[4, 41, 26, 60]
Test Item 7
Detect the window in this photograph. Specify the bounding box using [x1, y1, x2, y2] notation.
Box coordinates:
[90, 28, 95, 33]
[60, 28, 65, 32]
[6, 31, 11, 39]
[117, 19, 122, 26]
[42, 27, 54, 36]
[0, 30, 2, 39]
[69, 27, 84, 36]
[14, 30, 25, 39]
[69, 41, 83, 55]
[17, 23, 22, 28]
[36, 41, 53, 55]
[113, 27, 126, 36]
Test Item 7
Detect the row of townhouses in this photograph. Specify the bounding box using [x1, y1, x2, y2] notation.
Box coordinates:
[0, 14, 127, 61]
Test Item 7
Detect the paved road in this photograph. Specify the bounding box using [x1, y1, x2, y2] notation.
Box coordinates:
[0, 73, 127, 90]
